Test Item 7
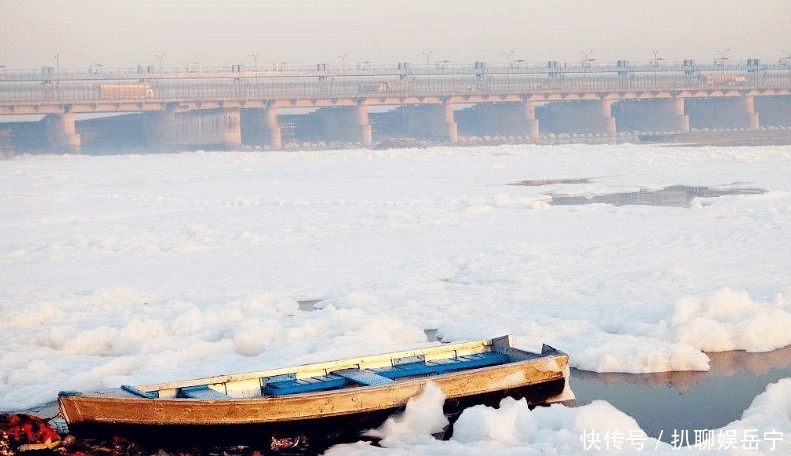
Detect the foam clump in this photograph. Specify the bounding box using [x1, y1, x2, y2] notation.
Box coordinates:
[673, 288, 791, 352]
[329, 378, 791, 454]
[362, 382, 449, 446]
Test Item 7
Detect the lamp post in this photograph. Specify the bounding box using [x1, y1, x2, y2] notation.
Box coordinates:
[580, 50, 594, 88]
[501, 50, 515, 67]
[422, 50, 433, 67]
[54, 53, 60, 84]
[580, 50, 595, 67]
[155, 53, 166, 73]
[781, 50, 791, 80]
[248, 54, 260, 72]
[715, 49, 729, 73]
[650, 50, 663, 86]
[337, 53, 347, 72]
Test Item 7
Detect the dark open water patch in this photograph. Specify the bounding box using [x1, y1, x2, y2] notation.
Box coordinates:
[510, 179, 767, 208]
[570, 345, 791, 444]
[297, 300, 320, 312]
[549, 185, 766, 208]
[510, 178, 595, 186]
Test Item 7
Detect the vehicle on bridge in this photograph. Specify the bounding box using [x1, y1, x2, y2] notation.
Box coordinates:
[99, 84, 154, 99]
[703, 73, 747, 87]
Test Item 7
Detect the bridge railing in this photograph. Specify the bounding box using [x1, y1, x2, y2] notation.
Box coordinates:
[1, 70, 790, 104]
[3, 60, 791, 81]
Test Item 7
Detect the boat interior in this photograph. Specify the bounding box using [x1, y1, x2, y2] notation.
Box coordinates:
[120, 337, 551, 400]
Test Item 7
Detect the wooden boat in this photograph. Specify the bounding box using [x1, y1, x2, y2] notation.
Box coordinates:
[58, 335, 573, 445]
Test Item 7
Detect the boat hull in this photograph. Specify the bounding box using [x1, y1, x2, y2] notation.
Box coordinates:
[58, 337, 573, 445]
[62, 378, 568, 447]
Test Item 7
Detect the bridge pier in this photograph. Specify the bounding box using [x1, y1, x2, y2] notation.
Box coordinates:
[265, 108, 282, 149]
[601, 100, 617, 136]
[401, 103, 457, 142]
[744, 96, 760, 130]
[44, 112, 81, 153]
[526, 101, 540, 139]
[222, 108, 243, 149]
[317, 105, 372, 146]
[675, 98, 690, 132]
[242, 108, 283, 149]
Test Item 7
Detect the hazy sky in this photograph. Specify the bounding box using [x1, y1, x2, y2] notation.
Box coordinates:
[1, 0, 789, 70]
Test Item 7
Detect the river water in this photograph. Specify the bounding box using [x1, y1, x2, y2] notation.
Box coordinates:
[570, 345, 791, 443]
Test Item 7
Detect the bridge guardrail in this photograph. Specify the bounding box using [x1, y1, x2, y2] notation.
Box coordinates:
[1, 70, 790, 104]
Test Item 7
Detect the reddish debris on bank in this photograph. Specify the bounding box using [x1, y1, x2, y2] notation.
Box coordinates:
[0, 414, 60, 454]
[1, 414, 315, 455]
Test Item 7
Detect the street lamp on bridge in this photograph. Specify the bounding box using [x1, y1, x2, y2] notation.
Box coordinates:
[422, 50, 434, 66]
[54, 53, 60, 85]
[337, 53, 348, 72]
[501, 50, 515, 67]
[650, 50, 663, 67]
[782, 50, 791, 79]
[650, 50, 663, 85]
[155, 53, 166, 73]
[248, 54, 260, 72]
[715, 49, 730, 72]
[580, 50, 595, 68]
[580, 50, 595, 88]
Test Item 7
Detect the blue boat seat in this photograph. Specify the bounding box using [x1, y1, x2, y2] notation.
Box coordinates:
[180, 385, 232, 399]
[374, 351, 510, 379]
[121, 384, 158, 399]
[258, 352, 510, 396]
[261, 373, 348, 396]
[334, 368, 396, 386]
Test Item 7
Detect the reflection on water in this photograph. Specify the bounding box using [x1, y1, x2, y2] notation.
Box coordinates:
[571, 345, 791, 443]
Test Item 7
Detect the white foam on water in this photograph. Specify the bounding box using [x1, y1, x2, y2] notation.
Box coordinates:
[1, 144, 791, 452]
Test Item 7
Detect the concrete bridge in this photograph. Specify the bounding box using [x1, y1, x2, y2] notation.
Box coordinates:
[1, 59, 790, 152]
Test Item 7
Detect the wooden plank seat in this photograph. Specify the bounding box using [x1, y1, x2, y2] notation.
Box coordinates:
[261, 373, 348, 396]
[180, 385, 232, 399]
[374, 351, 511, 379]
